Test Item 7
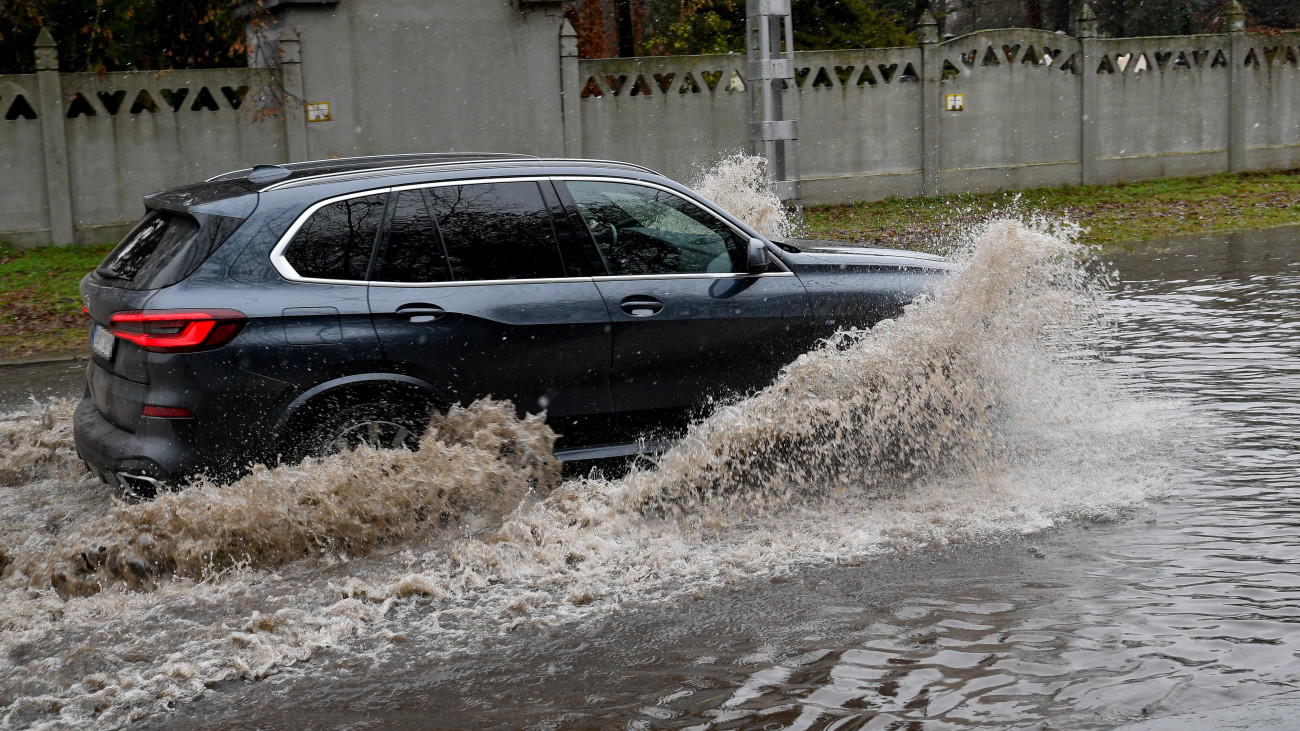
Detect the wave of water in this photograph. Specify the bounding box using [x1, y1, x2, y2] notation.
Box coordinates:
[0, 216, 1176, 729]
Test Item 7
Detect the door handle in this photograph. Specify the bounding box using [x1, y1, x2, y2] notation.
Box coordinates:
[620, 296, 663, 317]
[395, 303, 446, 323]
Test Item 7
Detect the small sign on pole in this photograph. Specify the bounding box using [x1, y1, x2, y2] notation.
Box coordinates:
[306, 102, 332, 122]
[945, 94, 964, 112]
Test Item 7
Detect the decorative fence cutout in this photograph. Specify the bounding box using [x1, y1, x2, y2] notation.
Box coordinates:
[4, 94, 37, 120]
[221, 85, 249, 109]
[130, 89, 160, 114]
[66, 92, 96, 118]
[97, 90, 126, 114]
[190, 86, 220, 111]
[628, 75, 652, 96]
[160, 88, 189, 112]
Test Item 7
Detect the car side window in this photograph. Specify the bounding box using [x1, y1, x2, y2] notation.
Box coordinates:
[283, 194, 386, 281]
[425, 181, 565, 282]
[565, 180, 746, 276]
[374, 189, 451, 283]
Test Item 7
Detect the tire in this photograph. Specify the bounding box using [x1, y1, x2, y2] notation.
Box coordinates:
[305, 400, 427, 458]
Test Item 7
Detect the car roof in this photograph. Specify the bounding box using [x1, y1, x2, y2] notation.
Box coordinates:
[205, 153, 661, 192]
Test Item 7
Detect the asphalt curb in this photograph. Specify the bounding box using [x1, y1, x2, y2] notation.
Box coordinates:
[0, 355, 86, 369]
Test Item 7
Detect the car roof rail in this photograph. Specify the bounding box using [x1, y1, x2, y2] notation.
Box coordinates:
[205, 152, 540, 183]
[256, 157, 666, 192]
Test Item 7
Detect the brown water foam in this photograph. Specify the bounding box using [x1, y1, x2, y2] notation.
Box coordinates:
[604, 216, 1101, 523]
[0, 213, 1168, 730]
[690, 154, 795, 239]
[18, 400, 558, 597]
[349, 215, 1133, 611]
[0, 398, 84, 487]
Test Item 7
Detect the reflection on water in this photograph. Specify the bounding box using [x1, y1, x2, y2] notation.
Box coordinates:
[2, 225, 1297, 730]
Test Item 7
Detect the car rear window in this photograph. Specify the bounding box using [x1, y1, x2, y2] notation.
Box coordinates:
[96, 209, 239, 290]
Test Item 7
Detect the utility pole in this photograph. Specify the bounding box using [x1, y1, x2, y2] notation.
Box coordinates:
[746, 0, 801, 218]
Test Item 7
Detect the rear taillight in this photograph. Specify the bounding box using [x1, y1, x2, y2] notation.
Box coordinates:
[142, 405, 193, 418]
[109, 309, 246, 353]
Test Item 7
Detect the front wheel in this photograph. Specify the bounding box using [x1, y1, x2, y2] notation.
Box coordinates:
[305, 401, 426, 458]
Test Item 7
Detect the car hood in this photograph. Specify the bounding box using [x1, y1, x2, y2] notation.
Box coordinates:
[772, 238, 952, 272]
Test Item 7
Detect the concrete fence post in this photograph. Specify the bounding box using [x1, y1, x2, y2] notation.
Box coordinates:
[1227, 0, 1247, 172]
[34, 29, 75, 246]
[1077, 3, 1099, 186]
[279, 26, 309, 162]
[559, 19, 582, 158]
[918, 9, 940, 196]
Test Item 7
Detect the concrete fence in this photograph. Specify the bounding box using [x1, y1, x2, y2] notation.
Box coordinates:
[0, 29, 298, 247]
[573, 8, 1300, 204]
[2, 0, 1299, 246]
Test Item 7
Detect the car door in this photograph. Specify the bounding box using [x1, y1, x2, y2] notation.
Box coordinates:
[557, 178, 815, 417]
[367, 179, 613, 423]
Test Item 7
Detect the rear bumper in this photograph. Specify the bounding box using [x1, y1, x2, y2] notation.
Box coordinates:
[73, 396, 203, 487]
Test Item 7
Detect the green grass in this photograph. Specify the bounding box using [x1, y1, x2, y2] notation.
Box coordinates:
[0, 242, 112, 363]
[803, 169, 1300, 254]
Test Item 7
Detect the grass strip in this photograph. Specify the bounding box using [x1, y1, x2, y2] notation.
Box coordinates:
[0, 243, 113, 363]
[803, 169, 1300, 254]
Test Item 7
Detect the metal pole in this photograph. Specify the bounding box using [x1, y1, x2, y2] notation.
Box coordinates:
[746, 0, 800, 215]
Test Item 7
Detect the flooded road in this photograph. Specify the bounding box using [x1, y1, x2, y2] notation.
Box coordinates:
[2, 223, 1297, 729]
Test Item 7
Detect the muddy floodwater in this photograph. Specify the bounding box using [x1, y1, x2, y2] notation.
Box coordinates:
[1, 222, 1297, 729]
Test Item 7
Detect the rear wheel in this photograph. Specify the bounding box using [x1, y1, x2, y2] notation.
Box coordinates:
[305, 401, 426, 458]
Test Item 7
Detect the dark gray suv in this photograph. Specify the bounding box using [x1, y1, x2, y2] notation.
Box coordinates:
[74, 153, 949, 494]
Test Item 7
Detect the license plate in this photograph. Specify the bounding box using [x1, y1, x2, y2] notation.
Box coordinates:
[91, 323, 116, 361]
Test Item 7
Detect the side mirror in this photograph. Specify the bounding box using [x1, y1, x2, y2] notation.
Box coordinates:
[747, 238, 771, 274]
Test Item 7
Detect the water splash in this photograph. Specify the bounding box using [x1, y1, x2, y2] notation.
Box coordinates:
[604, 216, 1104, 521]
[690, 154, 795, 239]
[21, 400, 558, 597]
[0, 215, 1174, 730]
[0, 398, 84, 487]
